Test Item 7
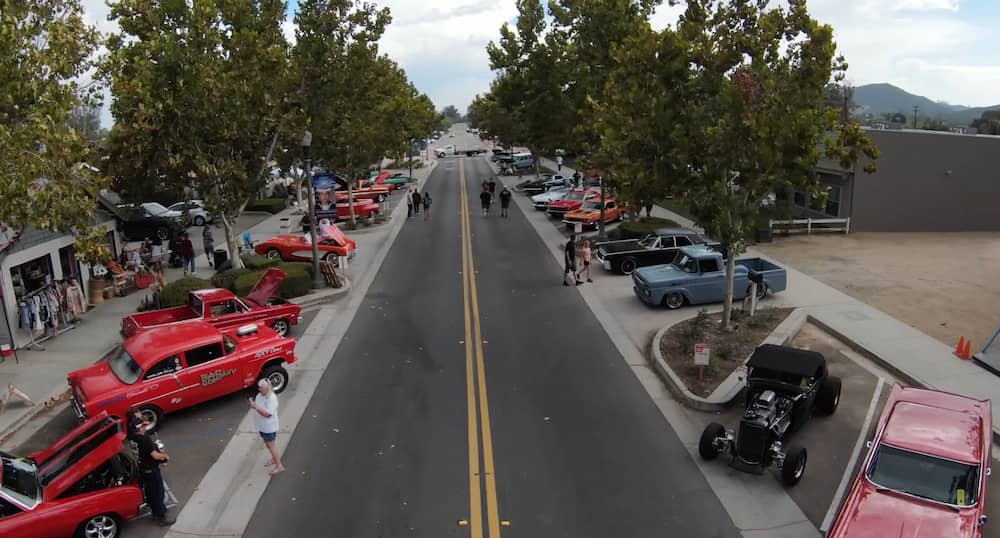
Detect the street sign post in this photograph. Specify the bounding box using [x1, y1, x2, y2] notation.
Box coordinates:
[694, 343, 711, 382]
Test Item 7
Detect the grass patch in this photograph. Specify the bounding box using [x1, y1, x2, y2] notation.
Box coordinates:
[657, 197, 696, 222]
[658, 307, 794, 396]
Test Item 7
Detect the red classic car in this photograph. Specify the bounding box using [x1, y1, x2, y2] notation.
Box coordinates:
[254, 228, 356, 264]
[334, 182, 390, 203]
[827, 384, 992, 538]
[120, 268, 301, 338]
[0, 413, 145, 538]
[562, 197, 625, 230]
[69, 321, 297, 432]
[546, 189, 600, 218]
[300, 200, 380, 230]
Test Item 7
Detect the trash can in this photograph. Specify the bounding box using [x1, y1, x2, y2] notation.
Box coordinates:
[213, 249, 228, 269]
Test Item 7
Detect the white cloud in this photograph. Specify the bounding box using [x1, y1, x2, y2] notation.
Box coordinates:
[891, 0, 960, 11]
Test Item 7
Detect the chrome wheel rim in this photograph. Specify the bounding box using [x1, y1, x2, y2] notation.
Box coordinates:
[139, 408, 158, 431]
[267, 371, 286, 392]
[666, 293, 683, 308]
[83, 515, 118, 538]
[621, 260, 636, 274]
[266, 249, 281, 260]
[794, 454, 806, 478]
[272, 320, 289, 337]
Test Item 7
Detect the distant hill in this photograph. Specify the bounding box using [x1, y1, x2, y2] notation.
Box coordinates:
[853, 83, 1000, 125]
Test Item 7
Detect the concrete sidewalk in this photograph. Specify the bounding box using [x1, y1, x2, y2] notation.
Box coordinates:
[538, 155, 1000, 439]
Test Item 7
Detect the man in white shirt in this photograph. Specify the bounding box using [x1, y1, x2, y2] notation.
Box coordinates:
[249, 379, 284, 475]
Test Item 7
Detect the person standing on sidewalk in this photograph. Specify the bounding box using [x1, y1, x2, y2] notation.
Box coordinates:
[133, 419, 175, 525]
[480, 188, 492, 216]
[499, 186, 512, 218]
[563, 235, 581, 286]
[576, 239, 593, 283]
[556, 155, 563, 171]
[644, 200, 654, 217]
[179, 232, 196, 275]
[250, 379, 285, 475]
[412, 190, 422, 215]
[573, 171, 582, 188]
[406, 188, 414, 218]
[422, 191, 432, 221]
[202, 227, 215, 268]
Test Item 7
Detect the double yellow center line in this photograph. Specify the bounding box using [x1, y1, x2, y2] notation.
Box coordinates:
[459, 158, 503, 537]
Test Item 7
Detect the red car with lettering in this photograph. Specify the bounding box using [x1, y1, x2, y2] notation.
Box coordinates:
[827, 384, 992, 537]
[68, 321, 296, 433]
[120, 268, 301, 338]
[0, 413, 145, 538]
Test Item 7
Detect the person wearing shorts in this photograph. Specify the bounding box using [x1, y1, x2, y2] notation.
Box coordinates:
[249, 379, 284, 475]
[576, 239, 593, 283]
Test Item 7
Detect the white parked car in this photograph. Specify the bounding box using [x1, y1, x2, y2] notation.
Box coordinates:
[531, 186, 572, 209]
[141, 202, 185, 221]
[166, 200, 213, 226]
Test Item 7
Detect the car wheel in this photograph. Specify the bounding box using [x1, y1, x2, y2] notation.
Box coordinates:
[193, 215, 206, 226]
[376, 194, 386, 203]
[816, 376, 842, 415]
[137, 405, 163, 434]
[323, 252, 339, 263]
[620, 257, 638, 275]
[156, 227, 169, 240]
[265, 248, 282, 260]
[755, 283, 768, 300]
[663, 292, 685, 310]
[780, 445, 807, 486]
[699, 422, 726, 460]
[76, 513, 120, 538]
[271, 318, 290, 337]
[261, 365, 289, 394]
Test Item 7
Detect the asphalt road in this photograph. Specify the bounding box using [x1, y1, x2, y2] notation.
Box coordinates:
[244, 150, 740, 537]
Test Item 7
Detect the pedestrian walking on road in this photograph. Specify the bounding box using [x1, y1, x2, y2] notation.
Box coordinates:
[250, 379, 285, 475]
[644, 200, 654, 217]
[563, 235, 581, 286]
[179, 232, 195, 275]
[576, 239, 593, 283]
[202, 227, 215, 268]
[488, 177, 497, 202]
[406, 188, 414, 218]
[480, 189, 492, 216]
[422, 191, 432, 221]
[556, 155, 563, 171]
[499, 186, 512, 218]
[412, 190, 422, 215]
[133, 417, 175, 525]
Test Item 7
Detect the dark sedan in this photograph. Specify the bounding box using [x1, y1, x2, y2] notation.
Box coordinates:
[594, 227, 724, 274]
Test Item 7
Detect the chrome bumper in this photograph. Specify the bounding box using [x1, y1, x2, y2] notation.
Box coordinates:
[70, 397, 86, 420]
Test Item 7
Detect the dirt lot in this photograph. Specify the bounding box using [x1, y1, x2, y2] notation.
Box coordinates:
[758, 232, 1000, 349]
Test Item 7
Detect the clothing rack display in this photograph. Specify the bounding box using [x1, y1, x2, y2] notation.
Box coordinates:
[16, 280, 84, 351]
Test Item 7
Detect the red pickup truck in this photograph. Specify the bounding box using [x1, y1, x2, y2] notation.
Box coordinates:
[120, 268, 301, 338]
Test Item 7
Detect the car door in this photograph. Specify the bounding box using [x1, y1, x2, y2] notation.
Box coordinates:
[695, 256, 727, 303]
[646, 236, 672, 265]
[175, 341, 243, 406]
[139, 355, 185, 413]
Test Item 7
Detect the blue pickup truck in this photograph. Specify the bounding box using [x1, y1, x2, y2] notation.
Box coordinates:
[632, 246, 787, 309]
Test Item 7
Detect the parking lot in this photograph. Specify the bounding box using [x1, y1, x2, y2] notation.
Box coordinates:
[699, 322, 1000, 535]
[757, 232, 1000, 350]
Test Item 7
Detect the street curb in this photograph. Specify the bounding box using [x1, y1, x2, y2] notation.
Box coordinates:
[289, 278, 351, 308]
[0, 387, 71, 448]
[650, 308, 808, 412]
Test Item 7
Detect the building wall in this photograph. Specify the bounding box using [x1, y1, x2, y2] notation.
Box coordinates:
[849, 129, 1000, 232]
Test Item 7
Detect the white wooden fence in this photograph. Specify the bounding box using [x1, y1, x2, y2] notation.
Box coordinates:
[769, 217, 851, 235]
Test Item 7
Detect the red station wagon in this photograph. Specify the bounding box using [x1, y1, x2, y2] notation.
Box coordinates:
[828, 384, 992, 538]
[0, 414, 145, 538]
[68, 321, 296, 432]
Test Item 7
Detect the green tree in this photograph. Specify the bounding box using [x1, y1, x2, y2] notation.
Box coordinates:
[104, 0, 291, 268]
[467, 90, 519, 148]
[674, 0, 878, 328]
[971, 110, 1000, 135]
[440, 105, 463, 127]
[0, 0, 111, 262]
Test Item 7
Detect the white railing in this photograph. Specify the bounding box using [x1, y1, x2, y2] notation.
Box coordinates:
[769, 217, 851, 235]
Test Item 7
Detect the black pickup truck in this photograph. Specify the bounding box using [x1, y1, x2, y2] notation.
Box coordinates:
[594, 227, 725, 274]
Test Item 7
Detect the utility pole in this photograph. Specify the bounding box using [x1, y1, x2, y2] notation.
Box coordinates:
[913, 105, 919, 129]
[302, 131, 324, 289]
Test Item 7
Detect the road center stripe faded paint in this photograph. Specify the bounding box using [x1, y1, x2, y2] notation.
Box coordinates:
[460, 157, 503, 537]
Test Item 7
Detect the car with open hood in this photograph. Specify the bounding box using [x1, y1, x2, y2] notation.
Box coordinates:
[562, 198, 624, 230]
[69, 321, 297, 433]
[255, 227, 356, 264]
[827, 385, 992, 538]
[120, 268, 301, 338]
[0, 413, 145, 538]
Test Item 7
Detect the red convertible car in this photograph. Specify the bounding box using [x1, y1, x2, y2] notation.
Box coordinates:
[0, 413, 144, 538]
[827, 384, 992, 537]
[254, 228, 356, 263]
[69, 321, 297, 432]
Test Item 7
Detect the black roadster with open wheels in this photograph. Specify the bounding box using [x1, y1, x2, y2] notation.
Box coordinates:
[698, 344, 842, 486]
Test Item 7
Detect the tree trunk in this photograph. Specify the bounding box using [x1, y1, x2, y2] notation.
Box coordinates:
[347, 177, 357, 226]
[220, 207, 245, 270]
[721, 244, 736, 330]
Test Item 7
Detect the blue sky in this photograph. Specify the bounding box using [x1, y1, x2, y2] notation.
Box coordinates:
[84, 0, 1000, 126]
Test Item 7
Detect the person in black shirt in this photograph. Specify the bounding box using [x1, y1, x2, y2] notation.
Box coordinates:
[499, 187, 512, 218]
[133, 418, 175, 525]
[563, 235, 581, 286]
[487, 177, 497, 201]
[480, 189, 492, 216]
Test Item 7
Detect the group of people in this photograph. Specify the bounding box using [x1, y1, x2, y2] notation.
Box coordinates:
[129, 378, 284, 527]
[479, 177, 512, 217]
[563, 234, 593, 286]
[407, 188, 432, 220]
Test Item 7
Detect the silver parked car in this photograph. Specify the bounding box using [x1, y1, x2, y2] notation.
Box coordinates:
[530, 186, 572, 210]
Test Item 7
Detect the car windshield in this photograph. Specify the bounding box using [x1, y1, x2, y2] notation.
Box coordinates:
[675, 254, 698, 273]
[565, 192, 586, 201]
[867, 444, 980, 506]
[580, 201, 599, 210]
[638, 235, 659, 248]
[0, 456, 41, 510]
[144, 202, 169, 215]
[107, 346, 142, 385]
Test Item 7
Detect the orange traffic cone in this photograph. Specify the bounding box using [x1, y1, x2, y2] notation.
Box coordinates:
[954, 336, 966, 358]
[961, 339, 972, 360]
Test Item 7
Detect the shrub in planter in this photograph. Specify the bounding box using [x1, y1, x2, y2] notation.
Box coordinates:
[211, 267, 253, 292]
[242, 254, 281, 270]
[160, 277, 212, 307]
[618, 216, 680, 239]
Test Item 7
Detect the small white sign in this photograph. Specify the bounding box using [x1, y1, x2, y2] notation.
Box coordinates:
[694, 343, 711, 366]
[574, 222, 583, 234]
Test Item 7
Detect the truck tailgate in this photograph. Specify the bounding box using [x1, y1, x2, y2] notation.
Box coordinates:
[121, 306, 199, 336]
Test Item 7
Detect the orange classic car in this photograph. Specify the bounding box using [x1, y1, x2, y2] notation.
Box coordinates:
[562, 198, 625, 230]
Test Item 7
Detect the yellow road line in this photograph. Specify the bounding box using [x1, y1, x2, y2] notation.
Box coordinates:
[460, 159, 484, 538]
[459, 157, 502, 537]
